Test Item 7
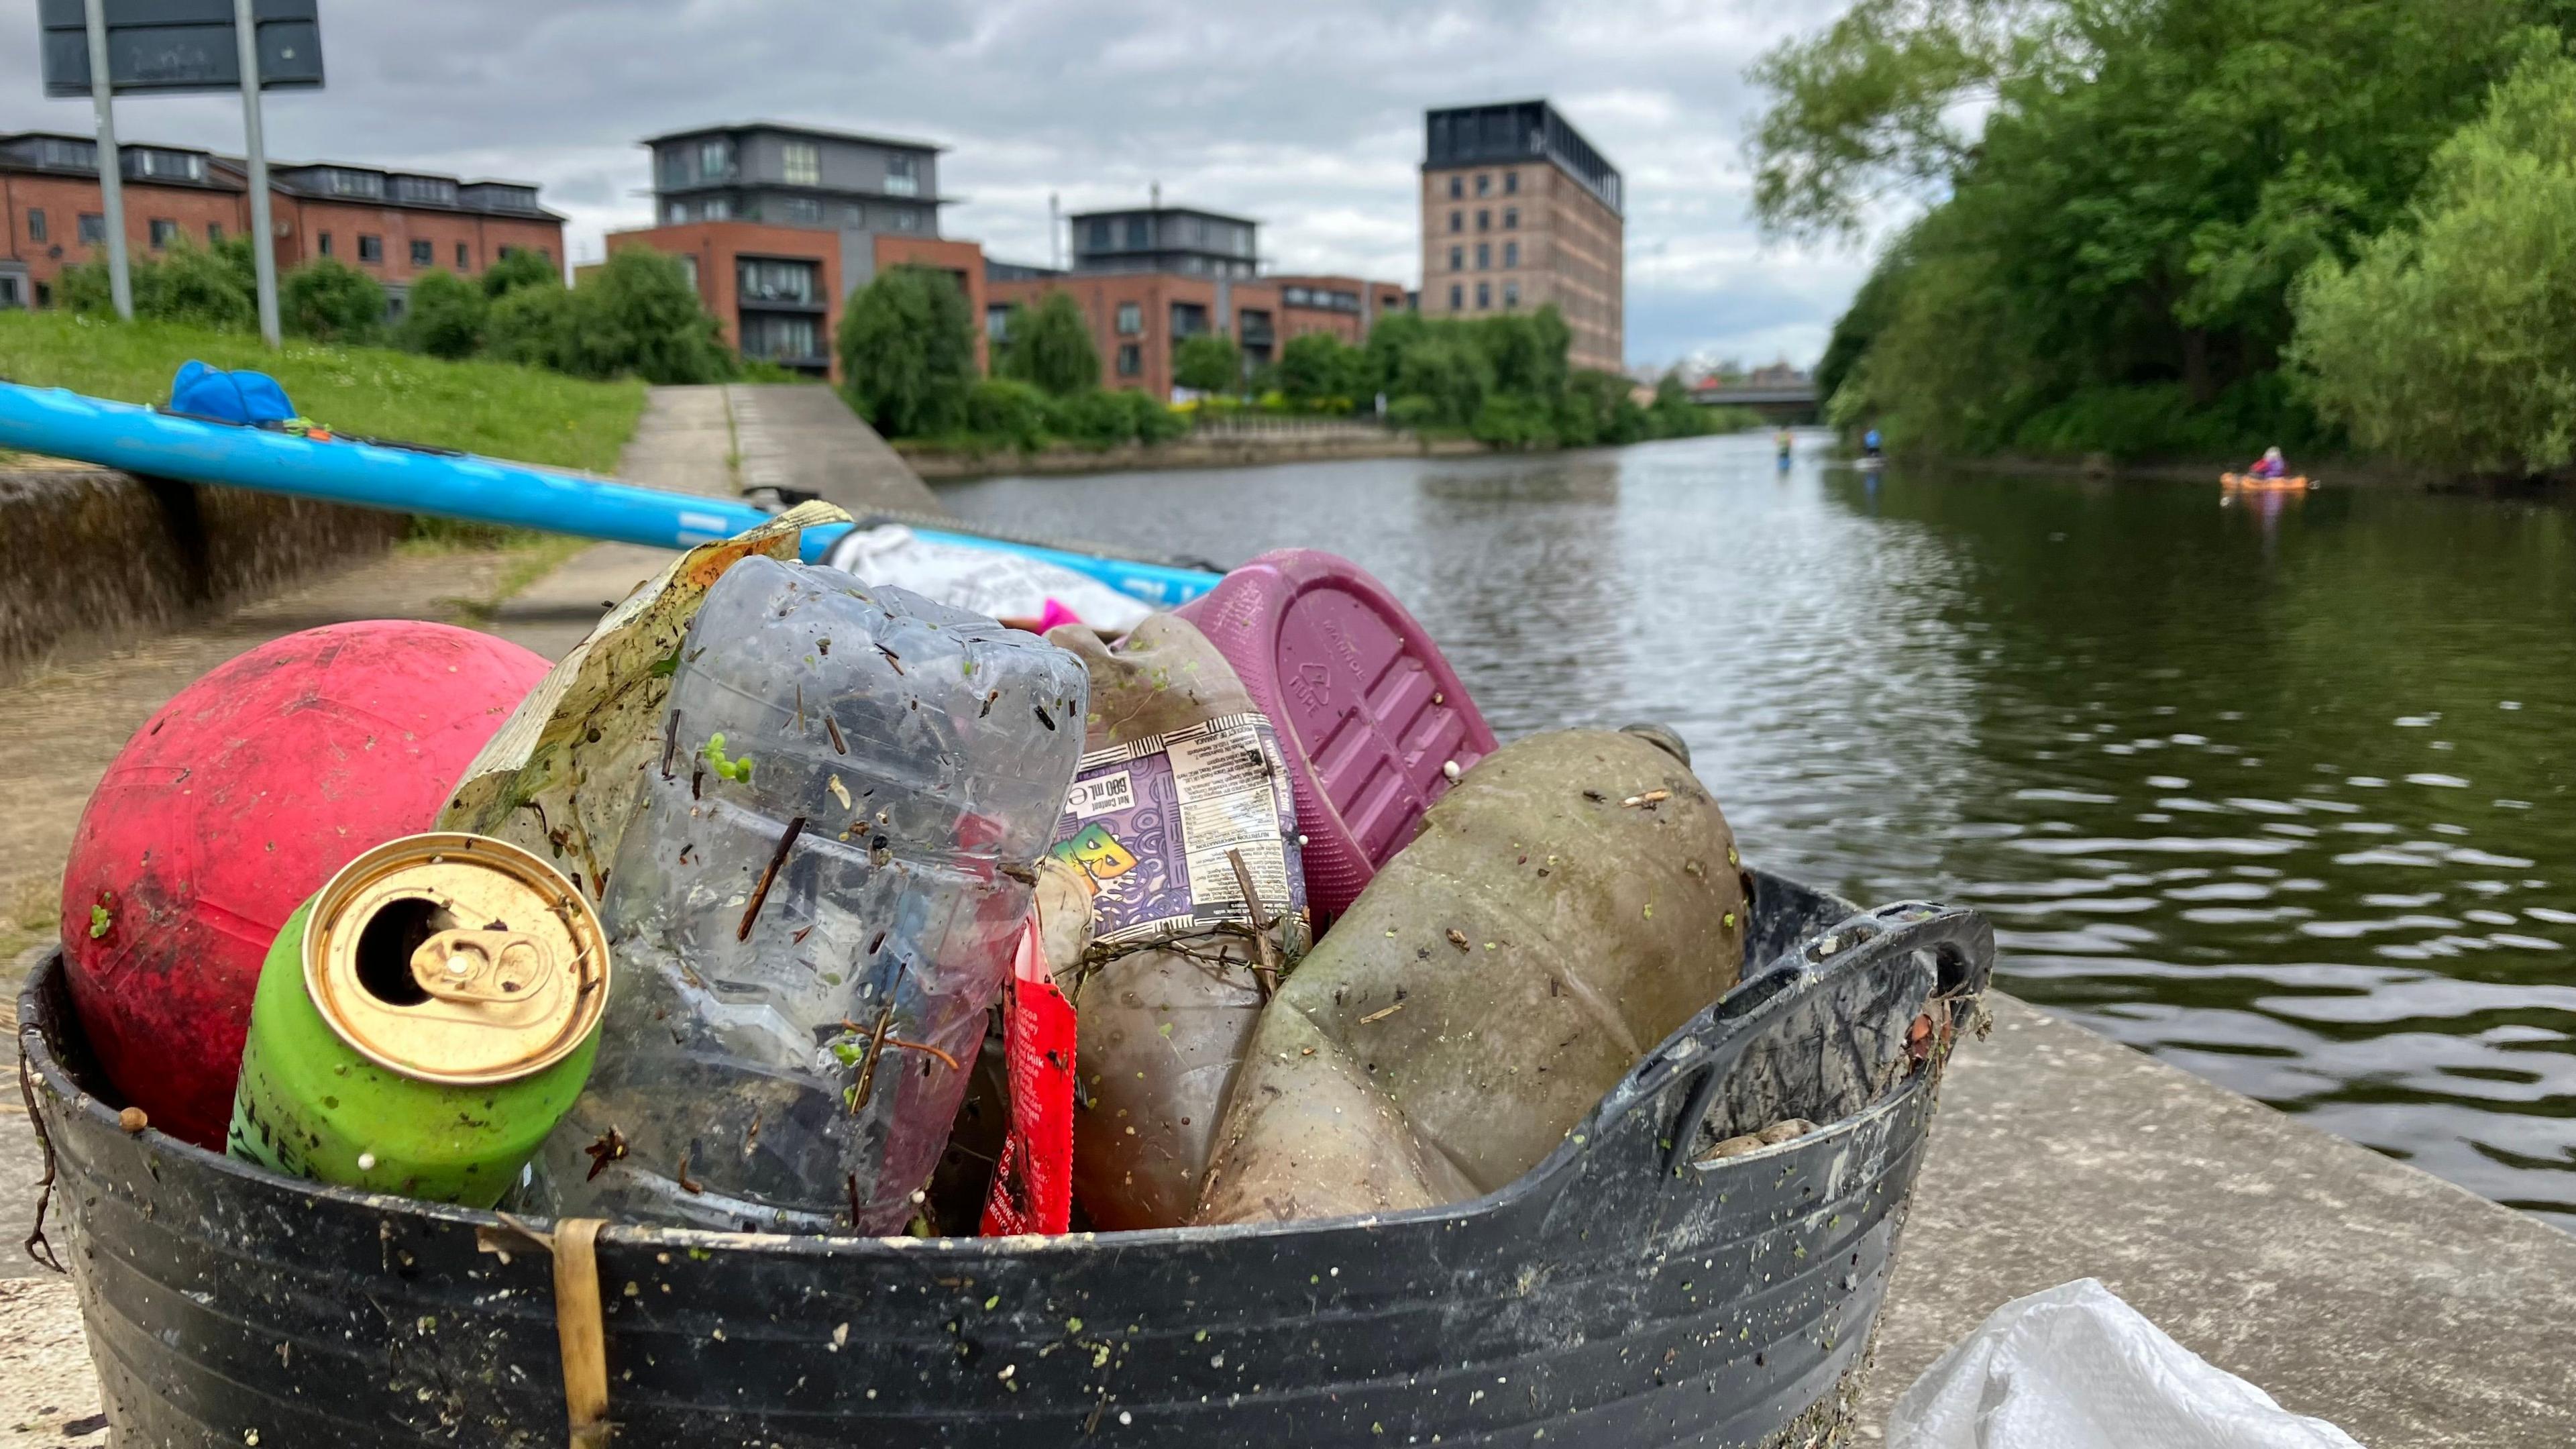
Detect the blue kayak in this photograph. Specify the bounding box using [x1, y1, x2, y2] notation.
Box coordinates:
[0, 381, 1219, 608]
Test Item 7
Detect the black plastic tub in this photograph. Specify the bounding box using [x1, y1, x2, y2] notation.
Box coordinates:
[17, 871, 1992, 1449]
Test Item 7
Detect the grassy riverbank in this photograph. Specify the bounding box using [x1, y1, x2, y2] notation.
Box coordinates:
[0, 311, 647, 474]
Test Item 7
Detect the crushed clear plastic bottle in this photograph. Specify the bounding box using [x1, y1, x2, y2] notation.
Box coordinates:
[529, 555, 1087, 1232]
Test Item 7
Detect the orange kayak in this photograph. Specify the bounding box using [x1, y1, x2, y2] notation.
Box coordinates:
[2220, 473, 2315, 492]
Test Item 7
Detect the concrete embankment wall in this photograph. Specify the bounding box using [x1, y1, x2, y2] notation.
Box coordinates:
[900, 432, 1487, 482]
[0, 464, 403, 686]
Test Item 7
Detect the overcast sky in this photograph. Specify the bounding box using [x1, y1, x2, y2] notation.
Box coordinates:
[0, 0, 1866, 370]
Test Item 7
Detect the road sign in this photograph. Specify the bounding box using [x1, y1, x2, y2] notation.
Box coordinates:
[38, 0, 323, 97]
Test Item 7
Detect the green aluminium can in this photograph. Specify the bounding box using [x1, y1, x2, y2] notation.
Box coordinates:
[227, 832, 612, 1209]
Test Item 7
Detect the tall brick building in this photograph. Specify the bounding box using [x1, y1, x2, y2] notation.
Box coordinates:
[1419, 101, 1625, 373]
[0, 131, 563, 313]
[985, 205, 1409, 398]
[605, 122, 987, 380]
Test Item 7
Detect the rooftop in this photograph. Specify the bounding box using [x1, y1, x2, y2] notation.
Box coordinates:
[0, 131, 559, 219]
[1424, 99, 1623, 214]
[638, 119, 948, 154]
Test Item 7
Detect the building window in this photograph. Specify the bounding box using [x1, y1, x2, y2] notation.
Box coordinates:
[358, 235, 384, 263]
[1477, 209, 1491, 231]
[737, 258, 818, 304]
[1476, 242, 1490, 270]
[1504, 207, 1519, 229]
[318, 231, 333, 256]
[130, 148, 207, 182]
[1448, 283, 1462, 310]
[1448, 245, 1462, 271]
[985, 305, 1011, 342]
[207, 221, 223, 244]
[703, 197, 731, 221]
[1505, 172, 1519, 195]
[78, 213, 105, 244]
[1448, 210, 1462, 233]
[885, 154, 920, 197]
[1125, 216, 1149, 248]
[660, 148, 691, 189]
[456, 241, 470, 268]
[27, 209, 46, 243]
[316, 167, 384, 199]
[1504, 282, 1520, 309]
[38, 139, 97, 170]
[782, 141, 821, 186]
[845, 203, 866, 228]
[1503, 241, 1519, 268]
[1116, 343, 1141, 378]
[0, 276, 17, 309]
[699, 139, 731, 180]
[409, 239, 431, 266]
[893, 209, 920, 233]
[1087, 217, 1112, 250]
[1476, 174, 1491, 197]
[1447, 176, 1462, 199]
[1116, 302, 1142, 335]
[390, 175, 458, 206]
[782, 197, 822, 225]
[739, 313, 818, 363]
[1476, 281, 1491, 310]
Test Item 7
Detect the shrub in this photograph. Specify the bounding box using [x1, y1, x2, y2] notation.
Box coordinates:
[994, 292, 1099, 395]
[482, 248, 562, 300]
[1120, 388, 1188, 443]
[559, 248, 734, 384]
[1394, 335, 1492, 426]
[282, 258, 386, 344]
[397, 268, 486, 360]
[965, 377, 1051, 450]
[838, 265, 979, 437]
[1276, 331, 1368, 409]
[1173, 333, 1242, 395]
[1472, 393, 1556, 448]
[58, 237, 257, 332]
[484, 284, 578, 371]
[1040, 387, 1133, 447]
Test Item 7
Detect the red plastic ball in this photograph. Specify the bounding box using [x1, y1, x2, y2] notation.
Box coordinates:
[60, 621, 549, 1149]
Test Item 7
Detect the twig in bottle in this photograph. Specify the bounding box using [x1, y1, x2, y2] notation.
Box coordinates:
[737, 816, 808, 941]
[1226, 848, 1283, 1000]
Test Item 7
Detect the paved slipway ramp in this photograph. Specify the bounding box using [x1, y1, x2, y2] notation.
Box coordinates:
[5, 390, 2573, 1445]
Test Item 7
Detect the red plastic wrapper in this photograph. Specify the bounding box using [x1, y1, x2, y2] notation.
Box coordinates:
[981, 917, 1077, 1236]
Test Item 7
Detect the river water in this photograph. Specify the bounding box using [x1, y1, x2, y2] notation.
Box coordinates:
[939, 432, 2576, 1230]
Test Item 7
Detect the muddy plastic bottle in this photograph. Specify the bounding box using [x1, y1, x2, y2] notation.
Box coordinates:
[1044, 616, 1309, 1230]
[1195, 727, 1752, 1226]
[529, 556, 1087, 1233]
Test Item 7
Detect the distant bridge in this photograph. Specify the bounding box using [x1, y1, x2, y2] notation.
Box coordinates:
[1691, 384, 1821, 424]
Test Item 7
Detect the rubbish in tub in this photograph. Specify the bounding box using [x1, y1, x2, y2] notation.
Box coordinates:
[1193, 727, 1752, 1225]
[440, 502, 841, 902]
[1175, 548, 1498, 920]
[527, 556, 1089, 1233]
[60, 620, 549, 1150]
[1043, 615, 1312, 1229]
[822, 523, 1155, 635]
[227, 834, 609, 1209]
[1888, 1278, 2363, 1448]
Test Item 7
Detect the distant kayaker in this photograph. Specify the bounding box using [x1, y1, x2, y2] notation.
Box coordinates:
[1776, 427, 1794, 460]
[2248, 446, 2288, 479]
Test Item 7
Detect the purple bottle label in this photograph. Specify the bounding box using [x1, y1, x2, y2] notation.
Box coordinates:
[1049, 712, 1305, 945]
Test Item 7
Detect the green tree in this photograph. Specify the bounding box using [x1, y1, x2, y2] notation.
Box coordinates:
[1173, 333, 1243, 395]
[397, 268, 487, 360]
[558, 248, 734, 384]
[2292, 42, 2576, 474]
[1647, 372, 1715, 439]
[994, 292, 1100, 395]
[1394, 334, 1493, 426]
[58, 237, 258, 331]
[837, 264, 979, 437]
[482, 248, 562, 300]
[484, 284, 579, 371]
[1276, 331, 1366, 407]
[282, 258, 386, 344]
[1360, 310, 1427, 398]
[1758, 0, 2561, 458]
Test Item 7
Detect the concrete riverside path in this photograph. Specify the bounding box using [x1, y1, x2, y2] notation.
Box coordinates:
[5, 387, 2573, 1444]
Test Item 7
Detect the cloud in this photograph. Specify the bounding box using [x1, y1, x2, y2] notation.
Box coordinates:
[0, 0, 1866, 366]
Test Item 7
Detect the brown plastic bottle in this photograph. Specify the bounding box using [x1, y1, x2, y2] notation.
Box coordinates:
[1194, 728, 1750, 1226]
[1045, 616, 1309, 1229]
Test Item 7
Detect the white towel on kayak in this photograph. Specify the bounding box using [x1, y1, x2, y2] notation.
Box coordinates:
[1888, 1279, 2361, 1449]
[819, 524, 1154, 633]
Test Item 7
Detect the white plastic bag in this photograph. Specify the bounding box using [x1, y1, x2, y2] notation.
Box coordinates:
[1888, 1279, 2362, 1449]
[820, 523, 1155, 633]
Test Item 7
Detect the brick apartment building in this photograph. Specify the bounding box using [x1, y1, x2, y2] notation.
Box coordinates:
[1419, 101, 1625, 373]
[985, 205, 1409, 399]
[0, 131, 563, 314]
[604, 122, 987, 380]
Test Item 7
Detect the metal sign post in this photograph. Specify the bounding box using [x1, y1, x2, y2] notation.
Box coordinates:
[82, 0, 133, 319]
[38, 1, 323, 345]
[231, 0, 278, 345]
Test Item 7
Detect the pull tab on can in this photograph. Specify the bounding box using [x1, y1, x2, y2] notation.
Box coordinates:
[305, 833, 608, 1086]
